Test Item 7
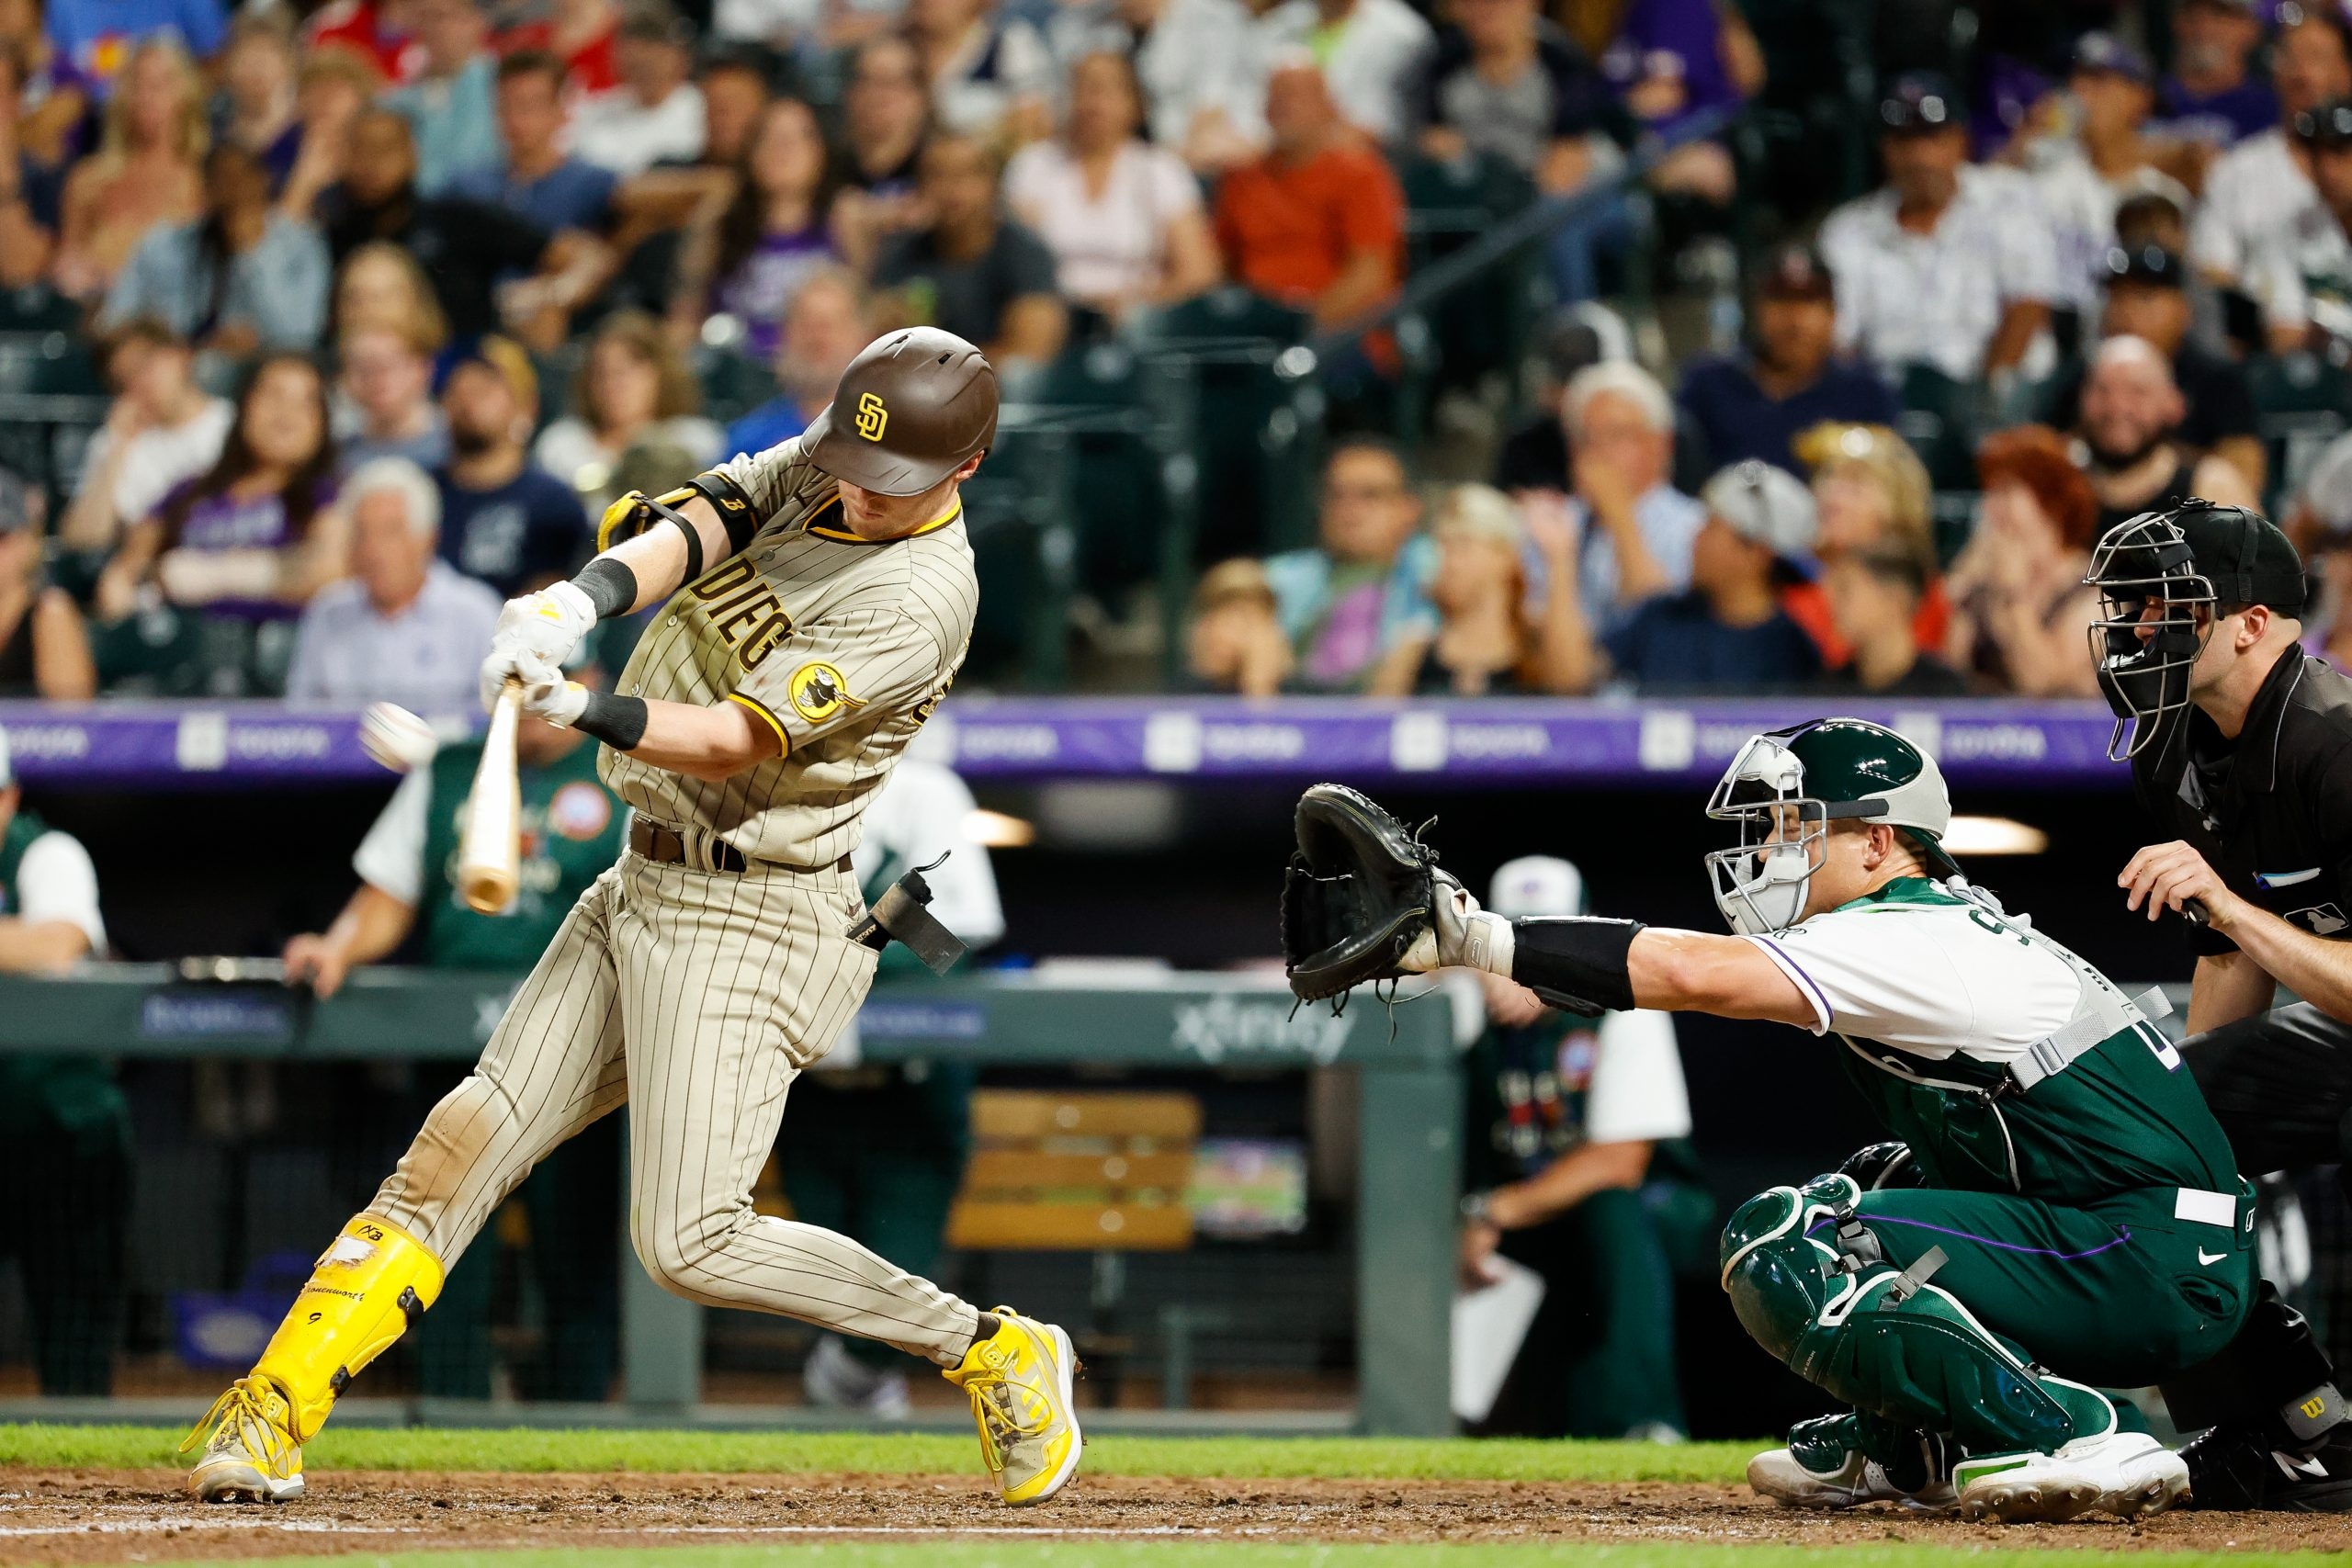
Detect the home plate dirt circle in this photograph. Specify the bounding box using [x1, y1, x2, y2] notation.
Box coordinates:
[1, 1469, 2343, 1562]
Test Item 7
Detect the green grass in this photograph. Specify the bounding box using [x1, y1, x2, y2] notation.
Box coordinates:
[153, 1547, 2352, 1568]
[0, 1425, 1753, 1483]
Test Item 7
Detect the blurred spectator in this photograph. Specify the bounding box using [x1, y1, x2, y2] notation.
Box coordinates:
[2190, 7, 2351, 309]
[321, 108, 595, 344]
[841, 34, 928, 210]
[1675, 243, 1899, 476]
[1213, 61, 1403, 333]
[335, 321, 449, 470]
[713, 0, 892, 57]
[1410, 0, 1611, 195]
[285, 455, 499, 707]
[41, 0, 220, 97]
[95, 353, 346, 622]
[722, 265, 870, 457]
[57, 320, 232, 551]
[1254, 0, 1431, 145]
[214, 14, 302, 191]
[672, 95, 844, 356]
[1491, 308, 1619, 491]
[1047, 0, 1265, 174]
[1532, 360, 1702, 630]
[384, 0, 502, 197]
[1600, 459, 1819, 693]
[306, 0, 426, 85]
[2041, 244, 2264, 495]
[0, 45, 66, 287]
[1263, 436, 1434, 690]
[0, 0, 90, 168]
[0, 470, 95, 697]
[1186, 556, 1294, 695]
[278, 45, 379, 222]
[496, 0, 620, 93]
[280, 658, 625, 1402]
[1595, 0, 1752, 203]
[693, 45, 772, 173]
[2154, 0, 2275, 152]
[448, 52, 617, 233]
[98, 141, 332, 355]
[0, 722, 120, 1396]
[874, 132, 1066, 367]
[51, 36, 205, 301]
[2242, 96, 2352, 351]
[1781, 420, 1944, 669]
[1817, 540, 1964, 696]
[534, 308, 722, 502]
[333, 239, 450, 345]
[2030, 33, 2187, 324]
[1366, 482, 1585, 695]
[909, 0, 1053, 143]
[1457, 855, 1702, 1442]
[1004, 52, 1218, 321]
[1817, 73, 2056, 383]
[570, 6, 705, 178]
[2071, 333, 2256, 538]
[2308, 522, 2352, 672]
[435, 334, 584, 594]
[1943, 425, 2101, 698]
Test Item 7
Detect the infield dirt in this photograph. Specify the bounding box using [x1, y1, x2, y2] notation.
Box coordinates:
[2, 1469, 2346, 1562]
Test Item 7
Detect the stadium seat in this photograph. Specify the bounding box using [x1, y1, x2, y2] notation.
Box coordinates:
[2247, 348, 2352, 514]
[956, 426, 1076, 687]
[1894, 364, 1984, 492]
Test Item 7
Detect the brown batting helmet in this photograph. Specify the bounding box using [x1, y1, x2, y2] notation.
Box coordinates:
[804, 327, 998, 496]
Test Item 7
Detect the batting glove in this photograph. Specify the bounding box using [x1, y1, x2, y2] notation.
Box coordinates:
[1398, 869, 1515, 976]
[512, 652, 590, 728]
[480, 581, 597, 713]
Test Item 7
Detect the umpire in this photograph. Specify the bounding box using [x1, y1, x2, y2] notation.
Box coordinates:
[2091, 498, 2352, 1510]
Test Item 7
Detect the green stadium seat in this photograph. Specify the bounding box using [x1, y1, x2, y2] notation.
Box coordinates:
[2246, 349, 2352, 514]
[956, 429, 1076, 687]
[1894, 364, 1983, 492]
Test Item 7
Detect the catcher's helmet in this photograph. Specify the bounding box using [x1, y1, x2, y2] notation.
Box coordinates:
[1704, 717, 1955, 935]
[2085, 499, 2306, 761]
[804, 327, 998, 496]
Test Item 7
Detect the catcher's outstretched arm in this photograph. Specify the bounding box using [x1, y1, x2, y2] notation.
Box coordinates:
[1620, 927, 1815, 1026]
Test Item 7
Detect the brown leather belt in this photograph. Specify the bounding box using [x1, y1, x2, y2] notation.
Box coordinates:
[628, 817, 851, 875]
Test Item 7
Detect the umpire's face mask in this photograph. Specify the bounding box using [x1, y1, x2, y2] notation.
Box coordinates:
[2086, 515, 2215, 761]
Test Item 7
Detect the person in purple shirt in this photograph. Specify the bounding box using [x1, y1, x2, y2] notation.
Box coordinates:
[1596, 0, 1751, 201]
[1676, 243, 1898, 477]
[41, 0, 221, 96]
[2157, 0, 2279, 151]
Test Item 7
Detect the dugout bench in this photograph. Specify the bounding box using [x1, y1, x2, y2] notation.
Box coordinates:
[0, 964, 1459, 1436]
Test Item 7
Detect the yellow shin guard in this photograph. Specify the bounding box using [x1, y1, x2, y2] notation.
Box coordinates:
[252, 1214, 445, 1440]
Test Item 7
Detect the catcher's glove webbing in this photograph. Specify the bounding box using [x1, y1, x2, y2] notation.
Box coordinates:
[1281, 783, 1437, 1004]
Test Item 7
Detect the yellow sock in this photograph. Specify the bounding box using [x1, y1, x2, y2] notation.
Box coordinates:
[252, 1214, 445, 1440]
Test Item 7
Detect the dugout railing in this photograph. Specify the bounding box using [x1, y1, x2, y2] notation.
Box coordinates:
[0, 964, 1458, 1436]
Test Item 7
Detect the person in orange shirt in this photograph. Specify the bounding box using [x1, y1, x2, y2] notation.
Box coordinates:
[1211, 58, 1401, 335]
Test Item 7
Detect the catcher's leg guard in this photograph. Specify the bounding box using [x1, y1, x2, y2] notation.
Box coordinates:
[253, 1213, 446, 1439]
[1720, 1176, 2109, 1458]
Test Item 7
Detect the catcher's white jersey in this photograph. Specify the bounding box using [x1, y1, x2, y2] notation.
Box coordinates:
[602, 434, 978, 868]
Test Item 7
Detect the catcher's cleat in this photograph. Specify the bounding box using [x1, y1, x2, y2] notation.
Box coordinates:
[1748, 1414, 1955, 1511]
[944, 1307, 1082, 1505]
[181, 1376, 304, 1503]
[2180, 1419, 2352, 1512]
[1954, 1430, 2189, 1523]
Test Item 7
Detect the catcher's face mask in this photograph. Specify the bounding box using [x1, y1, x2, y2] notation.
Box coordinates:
[1704, 734, 1877, 936]
[2086, 513, 2217, 761]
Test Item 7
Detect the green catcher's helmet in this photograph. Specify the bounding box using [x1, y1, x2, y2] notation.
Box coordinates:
[1704, 717, 1958, 935]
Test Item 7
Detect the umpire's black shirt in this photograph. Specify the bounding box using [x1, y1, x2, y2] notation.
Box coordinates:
[2132, 650, 2352, 957]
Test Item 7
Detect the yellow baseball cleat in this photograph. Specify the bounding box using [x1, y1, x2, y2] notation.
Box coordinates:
[944, 1307, 1083, 1505]
[181, 1376, 304, 1503]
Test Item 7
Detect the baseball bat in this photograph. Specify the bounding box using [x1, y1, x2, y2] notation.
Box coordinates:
[457, 681, 525, 915]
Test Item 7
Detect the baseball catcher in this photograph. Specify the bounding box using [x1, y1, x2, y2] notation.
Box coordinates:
[1283, 719, 2252, 1521]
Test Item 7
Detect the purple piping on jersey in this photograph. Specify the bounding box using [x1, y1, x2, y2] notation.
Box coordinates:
[1752, 937, 1833, 1027]
[1806, 1213, 2132, 1263]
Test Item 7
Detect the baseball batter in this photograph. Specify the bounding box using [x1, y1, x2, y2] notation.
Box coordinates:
[182, 328, 1082, 1508]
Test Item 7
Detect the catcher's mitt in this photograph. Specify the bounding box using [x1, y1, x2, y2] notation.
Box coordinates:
[1281, 783, 1437, 1003]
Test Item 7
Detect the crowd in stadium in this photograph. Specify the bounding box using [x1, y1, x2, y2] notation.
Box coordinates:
[4, 0, 2352, 703]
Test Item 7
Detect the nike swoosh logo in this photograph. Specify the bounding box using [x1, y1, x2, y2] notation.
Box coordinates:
[2198, 1248, 2227, 1265]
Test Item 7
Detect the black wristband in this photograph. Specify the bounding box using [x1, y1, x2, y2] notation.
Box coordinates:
[1510, 917, 1644, 1014]
[571, 557, 638, 621]
[574, 691, 650, 751]
[684, 471, 760, 553]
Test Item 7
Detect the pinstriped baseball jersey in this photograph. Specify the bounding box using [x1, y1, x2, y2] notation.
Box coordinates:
[602, 434, 978, 868]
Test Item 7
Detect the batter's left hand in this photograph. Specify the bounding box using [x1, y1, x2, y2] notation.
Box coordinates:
[514, 653, 589, 728]
[2120, 841, 2242, 929]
